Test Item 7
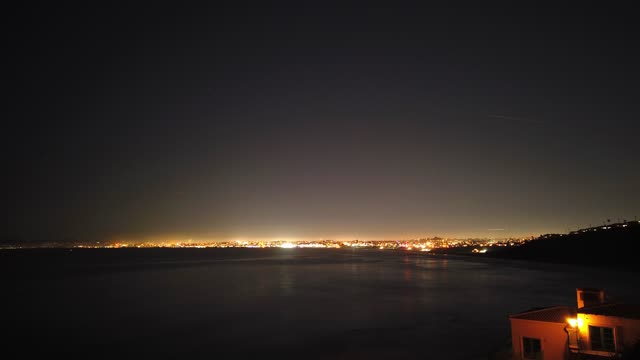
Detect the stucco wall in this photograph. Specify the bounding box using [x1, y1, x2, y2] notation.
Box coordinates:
[577, 314, 640, 354]
[510, 319, 569, 360]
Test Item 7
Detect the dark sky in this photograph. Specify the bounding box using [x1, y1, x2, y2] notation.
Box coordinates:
[7, 3, 640, 243]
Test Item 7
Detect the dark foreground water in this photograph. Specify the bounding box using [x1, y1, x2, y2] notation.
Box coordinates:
[3, 248, 639, 359]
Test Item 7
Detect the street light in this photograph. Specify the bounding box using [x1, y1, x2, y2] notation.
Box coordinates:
[566, 317, 582, 358]
[568, 317, 583, 328]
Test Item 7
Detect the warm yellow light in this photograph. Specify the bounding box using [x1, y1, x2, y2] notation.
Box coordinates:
[568, 318, 578, 327]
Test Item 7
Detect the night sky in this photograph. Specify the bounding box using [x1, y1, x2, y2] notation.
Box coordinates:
[7, 3, 640, 243]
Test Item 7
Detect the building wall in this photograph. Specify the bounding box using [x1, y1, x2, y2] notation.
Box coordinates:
[510, 319, 569, 360]
[576, 313, 640, 354]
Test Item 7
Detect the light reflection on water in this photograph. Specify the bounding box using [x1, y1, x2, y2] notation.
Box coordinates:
[4, 248, 640, 359]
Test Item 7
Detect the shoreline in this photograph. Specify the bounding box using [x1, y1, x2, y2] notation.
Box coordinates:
[2, 246, 638, 273]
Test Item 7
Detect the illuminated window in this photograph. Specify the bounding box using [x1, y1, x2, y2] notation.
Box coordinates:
[589, 325, 615, 352]
[523, 337, 542, 359]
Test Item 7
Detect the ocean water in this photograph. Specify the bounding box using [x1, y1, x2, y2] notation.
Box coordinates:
[3, 248, 639, 359]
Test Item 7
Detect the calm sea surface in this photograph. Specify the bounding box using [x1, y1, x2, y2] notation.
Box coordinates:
[3, 248, 639, 359]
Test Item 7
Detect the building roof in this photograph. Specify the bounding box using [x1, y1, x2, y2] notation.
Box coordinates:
[579, 303, 640, 319]
[509, 306, 576, 324]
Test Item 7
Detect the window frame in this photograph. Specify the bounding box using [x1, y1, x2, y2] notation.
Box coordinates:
[522, 336, 542, 359]
[589, 325, 616, 352]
